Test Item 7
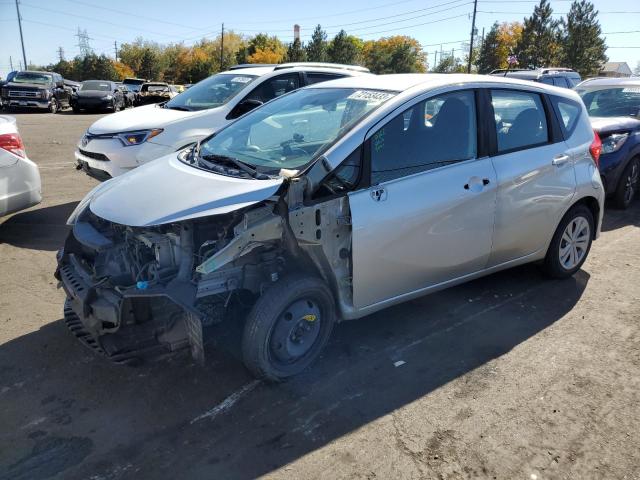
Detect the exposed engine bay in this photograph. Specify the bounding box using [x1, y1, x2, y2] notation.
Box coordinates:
[55, 178, 352, 365]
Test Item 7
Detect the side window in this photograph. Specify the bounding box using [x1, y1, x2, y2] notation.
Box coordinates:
[550, 96, 582, 137]
[553, 77, 569, 88]
[247, 73, 300, 103]
[371, 90, 477, 184]
[491, 89, 549, 153]
[540, 77, 554, 86]
[305, 73, 344, 85]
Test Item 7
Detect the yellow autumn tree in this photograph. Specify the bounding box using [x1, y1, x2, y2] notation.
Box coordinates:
[112, 61, 135, 80]
[496, 22, 524, 69]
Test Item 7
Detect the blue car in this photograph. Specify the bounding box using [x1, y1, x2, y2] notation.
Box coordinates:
[576, 78, 640, 209]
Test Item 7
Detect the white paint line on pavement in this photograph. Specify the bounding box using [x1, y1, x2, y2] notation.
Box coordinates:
[190, 380, 261, 424]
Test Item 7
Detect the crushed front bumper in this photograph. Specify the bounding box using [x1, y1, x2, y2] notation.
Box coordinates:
[56, 243, 203, 364]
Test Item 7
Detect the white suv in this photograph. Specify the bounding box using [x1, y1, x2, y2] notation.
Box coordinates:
[75, 63, 370, 179]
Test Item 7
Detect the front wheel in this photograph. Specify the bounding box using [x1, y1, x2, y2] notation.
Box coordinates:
[242, 274, 336, 382]
[542, 204, 594, 278]
[613, 157, 639, 209]
[49, 99, 59, 114]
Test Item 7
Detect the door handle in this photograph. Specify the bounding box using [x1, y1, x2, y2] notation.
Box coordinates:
[370, 187, 387, 202]
[464, 178, 490, 190]
[552, 154, 570, 166]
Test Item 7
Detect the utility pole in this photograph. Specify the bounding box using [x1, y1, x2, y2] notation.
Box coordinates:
[220, 23, 225, 70]
[9, 56, 13, 71]
[15, 0, 28, 69]
[113, 41, 118, 62]
[467, 0, 478, 73]
[433, 50, 438, 71]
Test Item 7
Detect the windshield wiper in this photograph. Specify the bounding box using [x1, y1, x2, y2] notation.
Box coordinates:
[200, 154, 269, 180]
[163, 104, 191, 111]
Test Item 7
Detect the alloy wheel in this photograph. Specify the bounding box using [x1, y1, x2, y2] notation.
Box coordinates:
[623, 162, 639, 205]
[558, 216, 591, 270]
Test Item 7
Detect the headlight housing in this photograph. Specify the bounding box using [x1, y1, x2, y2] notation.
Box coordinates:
[601, 133, 629, 154]
[104, 95, 113, 100]
[115, 129, 163, 147]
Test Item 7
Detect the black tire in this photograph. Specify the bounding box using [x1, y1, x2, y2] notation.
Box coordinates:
[543, 204, 594, 279]
[72, 106, 80, 114]
[242, 274, 336, 382]
[613, 157, 639, 209]
[49, 99, 59, 114]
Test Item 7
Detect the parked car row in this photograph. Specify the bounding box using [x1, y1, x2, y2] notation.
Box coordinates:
[2, 62, 638, 383]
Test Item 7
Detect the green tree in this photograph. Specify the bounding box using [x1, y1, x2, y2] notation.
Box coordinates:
[72, 53, 117, 80]
[561, 0, 607, 77]
[433, 54, 465, 73]
[476, 23, 502, 73]
[286, 38, 307, 62]
[362, 36, 426, 73]
[516, 0, 562, 68]
[306, 25, 328, 62]
[327, 30, 362, 65]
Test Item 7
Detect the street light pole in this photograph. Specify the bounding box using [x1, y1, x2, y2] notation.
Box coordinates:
[467, 0, 478, 73]
[15, 0, 28, 69]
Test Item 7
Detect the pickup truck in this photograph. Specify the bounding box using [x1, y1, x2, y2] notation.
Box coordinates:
[0, 70, 72, 113]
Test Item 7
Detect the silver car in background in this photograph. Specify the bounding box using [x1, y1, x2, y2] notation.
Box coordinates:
[57, 74, 604, 381]
[0, 115, 41, 216]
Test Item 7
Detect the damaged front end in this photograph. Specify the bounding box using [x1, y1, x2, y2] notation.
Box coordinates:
[55, 178, 353, 365]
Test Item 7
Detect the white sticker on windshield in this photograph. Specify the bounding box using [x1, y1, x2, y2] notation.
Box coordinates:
[622, 87, 640, 93]
[347, 90, 394, 103]
[232, 76, 253, 83]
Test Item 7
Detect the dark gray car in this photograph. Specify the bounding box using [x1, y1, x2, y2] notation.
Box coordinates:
[71, 80, 125, 113]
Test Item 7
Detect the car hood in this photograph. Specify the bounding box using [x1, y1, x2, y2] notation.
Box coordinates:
[87, 103, 211, 134]
[5, 82, 48, 90]
[89, 154, 284, 226]
[590, 116, 640, 134]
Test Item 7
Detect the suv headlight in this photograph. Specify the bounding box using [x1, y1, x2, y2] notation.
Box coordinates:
[601, 133, 629, 154]
[104, 94, 113, 100]
[115, 129, 163, 146]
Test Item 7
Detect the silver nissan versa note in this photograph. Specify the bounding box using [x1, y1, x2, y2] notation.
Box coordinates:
[57, 74, 604, 381]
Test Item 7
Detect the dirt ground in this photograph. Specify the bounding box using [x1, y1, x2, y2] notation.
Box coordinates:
[0, 110, 639, 480]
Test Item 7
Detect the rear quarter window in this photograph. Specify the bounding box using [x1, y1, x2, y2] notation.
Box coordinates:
[550, 96, 582, 138]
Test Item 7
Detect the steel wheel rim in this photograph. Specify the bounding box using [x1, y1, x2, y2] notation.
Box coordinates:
[559, 216, 590, 270]
[269, 298, 322, 366]
[624, 162, 639, 204]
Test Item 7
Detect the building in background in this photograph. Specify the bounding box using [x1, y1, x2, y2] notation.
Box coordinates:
[599, 62, 633, 78]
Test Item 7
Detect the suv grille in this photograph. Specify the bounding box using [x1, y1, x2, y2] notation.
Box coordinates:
[79, 149, 109, 161]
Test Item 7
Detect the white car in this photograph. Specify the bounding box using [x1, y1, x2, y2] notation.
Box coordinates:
[75, 63, 370, 179]
[0, 115, 41, 216]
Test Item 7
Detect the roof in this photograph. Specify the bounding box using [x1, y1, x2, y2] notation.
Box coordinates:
[576, 77, 640, 88]
[306, 73, 575, 93]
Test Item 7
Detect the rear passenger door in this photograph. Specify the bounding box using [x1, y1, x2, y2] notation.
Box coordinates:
[487, 88, 576, 267]
[349, 89, 497, 309]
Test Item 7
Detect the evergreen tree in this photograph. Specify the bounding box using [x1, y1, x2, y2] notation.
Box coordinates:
[306, 25, 328, 62]
[286, 38, 307, 62]
[476, 22, 502, 73]
[515, 0, 562, 68]
[561, 0, 607, 77]
[327, 30, 362, 65]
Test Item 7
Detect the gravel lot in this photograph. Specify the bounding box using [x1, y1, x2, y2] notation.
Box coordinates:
[1, 111, 639, 480]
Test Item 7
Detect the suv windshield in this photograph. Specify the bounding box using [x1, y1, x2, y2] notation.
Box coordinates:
[577, 86, 640, 118]
[81, 81, 111, 91]
[195, 87, 396, 173]
[13, 72, 52, 84]
[165, 73, 258, 111]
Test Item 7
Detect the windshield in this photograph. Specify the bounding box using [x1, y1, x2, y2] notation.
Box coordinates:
[123, 84, 140, 92]
[13, 72, 52, 85]
[577, 86, 640, 118]
[81, 81, 111, 92]
[165, 73, 257, 111]
[196, 87, 396, 173]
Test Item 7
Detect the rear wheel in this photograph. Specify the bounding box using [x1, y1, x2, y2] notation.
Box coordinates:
[613, 157, 639, 209]
[543, 204, 594, 278]
[242, 274, 336, 382]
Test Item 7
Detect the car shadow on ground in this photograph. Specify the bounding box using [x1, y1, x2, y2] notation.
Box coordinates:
[0, 264, 590, 480]
[601, 199, 640, 232]
[0, 201, 77, 251]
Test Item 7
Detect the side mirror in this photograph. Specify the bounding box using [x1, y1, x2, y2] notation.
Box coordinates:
[56, 81, 64, 88]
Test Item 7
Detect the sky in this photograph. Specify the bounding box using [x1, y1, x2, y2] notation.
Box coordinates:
[1, 0, 639, 78]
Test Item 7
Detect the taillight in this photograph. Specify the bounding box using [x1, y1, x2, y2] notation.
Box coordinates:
[589, 130, 602, 168]
[0, 133, 26, 158]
